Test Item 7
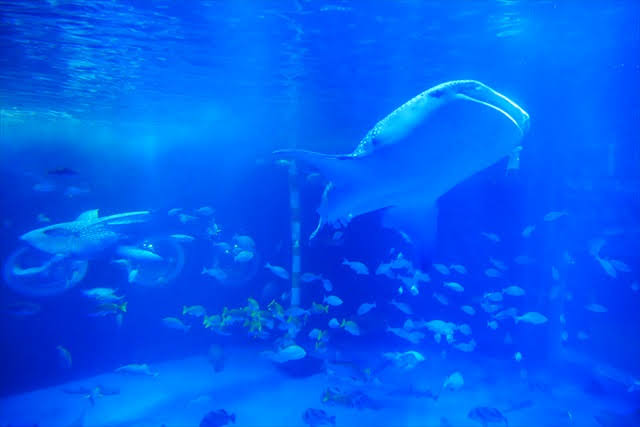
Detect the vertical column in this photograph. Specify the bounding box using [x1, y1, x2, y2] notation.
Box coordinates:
[607, 142, 615, 177]
[289, 161, 301, 307]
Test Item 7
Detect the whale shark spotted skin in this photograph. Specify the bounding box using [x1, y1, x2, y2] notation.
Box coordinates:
[20, 209, 151, 258]
[275, 80, 529, 243]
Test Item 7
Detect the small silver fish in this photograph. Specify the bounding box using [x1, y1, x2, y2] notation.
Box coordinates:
[342, 259, 369, 275]
[375, 263, 395, 278]
[481, 232, 501, 243]
[128, 269, 139, 283]
[323, 295, 343, 306]
[484, 268, 502, 278]
[457, 324, 472, 336]
[357, 302, 376, 316]
[183, 305, 207, 317]
[178, 213, 197, 224]
[202, 266, 227, 281]
[544, 210, 568, 221]
[454, 340, 476, 352]
[481, 302, 502, 313]
[443, 282, 464, 292]
[308, 328, 323, 340]
[341, 319, 360, 336]
[489, 258, 508, 271]
[265, 263, 289, 279]
[494, 307, 518, 321]
[610, 259, 631, 273]
[584, 303, 607, 313]
[432, 292, 449, 306]
[390, 299, 413, 314]
[502, 286, 525, 297]
[300, 272, 323, 283]
[83, 288, 123, 302]
[515, 312, 548, 325]
[234, 250, 254, 263]
[195, 206, 214, 216]
[514, 255, 534, 265]
[163, 317, 191, 332]
[521, 225, 535, 238]
[449, 264, 467, 274]
[460, 305, 476, 316]
[484, 292, 503, 302]
[386, 326, 425, 344]
[596, 257, 617, 278]
[433, 263, 450, 275]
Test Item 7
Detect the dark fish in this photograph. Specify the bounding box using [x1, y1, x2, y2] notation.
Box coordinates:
[3, 301, 41, 316]
[208, 344, 225, 373]
[504, 399, 533, 413]
[200, 409, 235, 427]
[468, 406, 508, 427]
[48, 167, 79, 176]
[302, 408, 336, 427]
[350, 390, 383, 410]
[387, 385, 438, 400]
[323, 386, 383, 411]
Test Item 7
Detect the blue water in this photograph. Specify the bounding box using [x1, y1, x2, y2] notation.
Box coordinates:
[1, 1, 639, 426]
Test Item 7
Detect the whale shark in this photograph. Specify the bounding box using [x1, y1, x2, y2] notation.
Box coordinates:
[20, 209, 152, 259]
[275, 80, 529, 246]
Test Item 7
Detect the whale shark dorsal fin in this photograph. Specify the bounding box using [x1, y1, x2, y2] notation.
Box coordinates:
[77, 209, 99, 221]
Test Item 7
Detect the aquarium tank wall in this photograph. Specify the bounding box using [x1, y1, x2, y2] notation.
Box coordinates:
[0, 1, 638, 426]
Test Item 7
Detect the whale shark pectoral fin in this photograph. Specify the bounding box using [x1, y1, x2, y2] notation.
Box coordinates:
[382, 201, 438, 259]
[273, 149, 357, 185]
[309, 214, 325, 242]
[309, 182, 331, 241]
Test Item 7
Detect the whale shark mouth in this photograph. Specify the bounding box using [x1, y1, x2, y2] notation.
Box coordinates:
[450, 80, 530, 134]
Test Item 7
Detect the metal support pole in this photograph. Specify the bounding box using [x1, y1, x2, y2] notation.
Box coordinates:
[289, 161, 301, 307]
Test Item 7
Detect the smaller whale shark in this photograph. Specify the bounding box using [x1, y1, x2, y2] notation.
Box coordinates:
[20, 209, 152, 259]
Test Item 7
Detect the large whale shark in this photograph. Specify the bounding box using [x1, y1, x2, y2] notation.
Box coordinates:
[20, 209, 152, 259]
[275, 80, 529, 245]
